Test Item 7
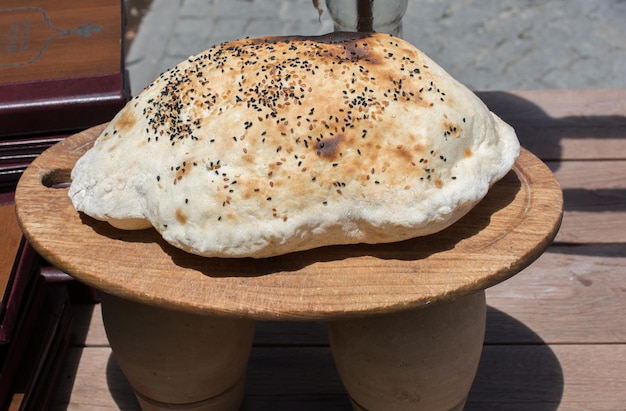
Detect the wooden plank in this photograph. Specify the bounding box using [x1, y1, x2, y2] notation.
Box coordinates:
[486, 245, 626, 344]
[467, 344, 626, 410]
[51, 347, 139, 411]
[478, 90, 626, 161]
[247, 344, 626, 410]
[549, 160, 626, 244]
[69, 303, 108, 347]
[481, 90, 626, 121]
[50, 345, 348, 411]
[54, 343, 626, 410]
[550, 160, 626, 191]
[515, 124, 626, 162]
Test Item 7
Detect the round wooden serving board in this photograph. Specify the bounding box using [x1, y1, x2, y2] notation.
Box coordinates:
[15, 124, 562, 320]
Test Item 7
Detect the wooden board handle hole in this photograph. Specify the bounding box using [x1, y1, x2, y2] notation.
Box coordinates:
[42, 169, 72, 189]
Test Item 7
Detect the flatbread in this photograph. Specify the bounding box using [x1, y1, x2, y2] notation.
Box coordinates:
[69, 32, 519, 258]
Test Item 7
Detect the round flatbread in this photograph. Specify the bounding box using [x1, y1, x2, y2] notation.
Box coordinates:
[69, 32, 519, 258]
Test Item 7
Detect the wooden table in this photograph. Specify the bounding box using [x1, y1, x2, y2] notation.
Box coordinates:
[19, 89, 626, 410]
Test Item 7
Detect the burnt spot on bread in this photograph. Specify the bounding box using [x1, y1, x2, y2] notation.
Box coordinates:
[341, 41, 378, 64]
[175, 208, 188, 225]
[315, 134, 345, 158]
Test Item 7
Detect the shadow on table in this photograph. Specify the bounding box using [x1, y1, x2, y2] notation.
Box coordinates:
[478, 91, 626, 168]
[466, 306, 564, 411]
[100, 306, 563, 411]
[105, 354, 141, 409]
[480, 91, 626, 247]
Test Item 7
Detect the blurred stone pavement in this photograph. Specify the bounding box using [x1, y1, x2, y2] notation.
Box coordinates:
[126, 0, 626, 95]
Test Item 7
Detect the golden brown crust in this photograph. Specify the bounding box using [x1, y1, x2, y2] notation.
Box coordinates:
[142, 33, 462, 203]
